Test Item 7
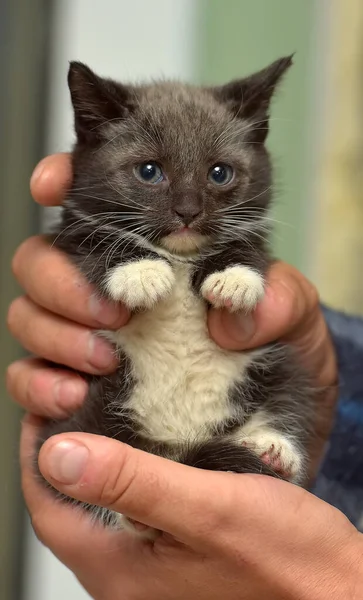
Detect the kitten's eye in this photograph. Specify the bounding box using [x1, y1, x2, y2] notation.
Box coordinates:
[208, 164, 234, 186]
[134, 162, 164, 184]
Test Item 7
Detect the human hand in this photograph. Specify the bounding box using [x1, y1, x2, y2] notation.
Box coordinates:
[8, 154, 341, 599]
[21, 416, 361, 600]
[7, 153, 337, 475]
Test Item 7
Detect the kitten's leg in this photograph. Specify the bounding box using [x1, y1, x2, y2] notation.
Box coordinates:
[231, 415, 304, 483]
[201, 265, 264, 312]
[57, 227, 175, 310]
[193, 242, 269, 313]
[105, 258, 175, 310]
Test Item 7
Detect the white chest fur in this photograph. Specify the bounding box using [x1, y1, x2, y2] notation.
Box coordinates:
[107, 262, 252, 444]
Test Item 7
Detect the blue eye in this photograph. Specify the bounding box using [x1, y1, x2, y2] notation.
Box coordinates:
[134, 162, 164, 184]
[208, 164, 234, 186]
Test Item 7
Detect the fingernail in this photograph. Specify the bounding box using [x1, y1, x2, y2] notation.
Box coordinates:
[46, 440, 89, 484]
[30, 160, 46, 187]
[223, 312, 256, 343]
[54, 378, 87, 410]
[88, 335, 117, 370]
[89, 295, 121, 327]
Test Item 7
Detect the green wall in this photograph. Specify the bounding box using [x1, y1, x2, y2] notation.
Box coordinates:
[197, 0, 315, 271]
[0, 2, 51, 598]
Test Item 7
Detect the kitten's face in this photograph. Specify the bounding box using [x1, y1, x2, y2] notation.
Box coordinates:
[68, 58, 292, 254]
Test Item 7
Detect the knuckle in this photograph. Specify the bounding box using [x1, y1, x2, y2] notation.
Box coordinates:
[278, 272, 310, 331]
[20, 371, 38, 412]
[304, 281, 320, 313]
[7, 360, 35, 410]
[290, 275, 320, 329]
[30, 512, 51, 547]
[98, 449, 138, 511]
[7, 296, 24, 333]
[274, 279, 302, 332]
[11, 236, 38, 278]
[46, 274, 72, 316]
[280, 265, 320, 319]
[11, 246, 23, 279]
[289, 288, 305, 328]
[52, 326, 72, 360]
[5, 364, 17, 396]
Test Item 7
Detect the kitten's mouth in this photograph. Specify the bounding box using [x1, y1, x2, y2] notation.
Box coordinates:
[177, 226, 194, 234]
[159, 228, 209, 254]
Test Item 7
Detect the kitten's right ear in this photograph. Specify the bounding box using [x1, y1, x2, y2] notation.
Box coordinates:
[68, 62, 132, 142]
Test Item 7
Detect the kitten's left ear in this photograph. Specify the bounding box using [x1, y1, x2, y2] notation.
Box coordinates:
[214, 55, 293, 143]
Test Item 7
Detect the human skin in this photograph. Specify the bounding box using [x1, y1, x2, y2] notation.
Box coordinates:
[8, 154, 354, 600]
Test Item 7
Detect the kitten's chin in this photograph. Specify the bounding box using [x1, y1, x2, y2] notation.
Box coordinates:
[159, 231, 209, 254]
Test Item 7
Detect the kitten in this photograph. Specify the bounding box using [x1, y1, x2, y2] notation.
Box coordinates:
[36, 56, 314, 538]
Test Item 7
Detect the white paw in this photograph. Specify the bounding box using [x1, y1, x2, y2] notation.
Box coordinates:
[201, 266, 264, 312]
[242, 429, 302, 482]
[105, 259, 175, 309]
[119, 515, 159, 541]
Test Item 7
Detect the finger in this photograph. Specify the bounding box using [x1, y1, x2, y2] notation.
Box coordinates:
[37, 430, 350, 560]
[30, 153, 72, 206]
[6, 358, 87, 418]
[12, 236, 129, 329]
[7, 296, 118, 374]
[23, 420, 177, 599]
[38, 432, 236, 546]
[208, 262, 320, 351]
[20, 415, 123, 572]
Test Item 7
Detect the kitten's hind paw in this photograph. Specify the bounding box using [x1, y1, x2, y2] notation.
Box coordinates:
[242, 431, 303, 482]
[201, 266, 264, 312]
[105, 259, 175, 309]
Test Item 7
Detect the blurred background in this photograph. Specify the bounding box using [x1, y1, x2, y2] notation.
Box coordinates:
[1, 0, 362, 598]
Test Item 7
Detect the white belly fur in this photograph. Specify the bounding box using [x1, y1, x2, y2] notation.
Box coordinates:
[108, 263, 252, 444]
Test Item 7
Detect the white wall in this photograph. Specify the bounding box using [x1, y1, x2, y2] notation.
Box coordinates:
[23, 1, 196, 599]
[45, 0, 197, 153]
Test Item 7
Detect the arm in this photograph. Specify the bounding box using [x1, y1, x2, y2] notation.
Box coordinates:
[8, 154, 347, 600]
[30, 420, 363, 600]
[313, 306, 363, 530]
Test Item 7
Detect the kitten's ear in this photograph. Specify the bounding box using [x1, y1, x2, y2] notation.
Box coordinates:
[214, 55, 293, 143]
[68, 62, 133, 142]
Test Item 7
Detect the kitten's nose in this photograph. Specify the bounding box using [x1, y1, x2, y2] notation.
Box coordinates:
[174, 207, 201, 226]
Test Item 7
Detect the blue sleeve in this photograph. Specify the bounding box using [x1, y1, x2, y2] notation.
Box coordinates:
[312, 306, 363, 530]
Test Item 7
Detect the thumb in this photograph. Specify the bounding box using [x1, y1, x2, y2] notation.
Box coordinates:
[208, 261, 319, 351]
[38, 433, 235, 544]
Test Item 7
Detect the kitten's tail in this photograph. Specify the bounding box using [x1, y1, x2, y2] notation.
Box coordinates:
[180, 438, 279, 478]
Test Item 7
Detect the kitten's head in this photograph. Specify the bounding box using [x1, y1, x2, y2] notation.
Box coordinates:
[67, 56, 292, 254]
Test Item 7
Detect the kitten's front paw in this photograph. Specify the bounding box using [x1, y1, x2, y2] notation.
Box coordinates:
[119, 515, 160, 541]
[105, 259, 175, 309]
[243, 431, 303, 482]
[201, 266, 264, 312]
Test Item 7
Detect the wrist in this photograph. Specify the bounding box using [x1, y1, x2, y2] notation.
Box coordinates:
[317, 530, 363, 600]
[341, 532, 363, 599]
[283, 524, 363, 600]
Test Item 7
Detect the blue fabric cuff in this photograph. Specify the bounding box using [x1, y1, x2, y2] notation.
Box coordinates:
[312, 305, 363, 529]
